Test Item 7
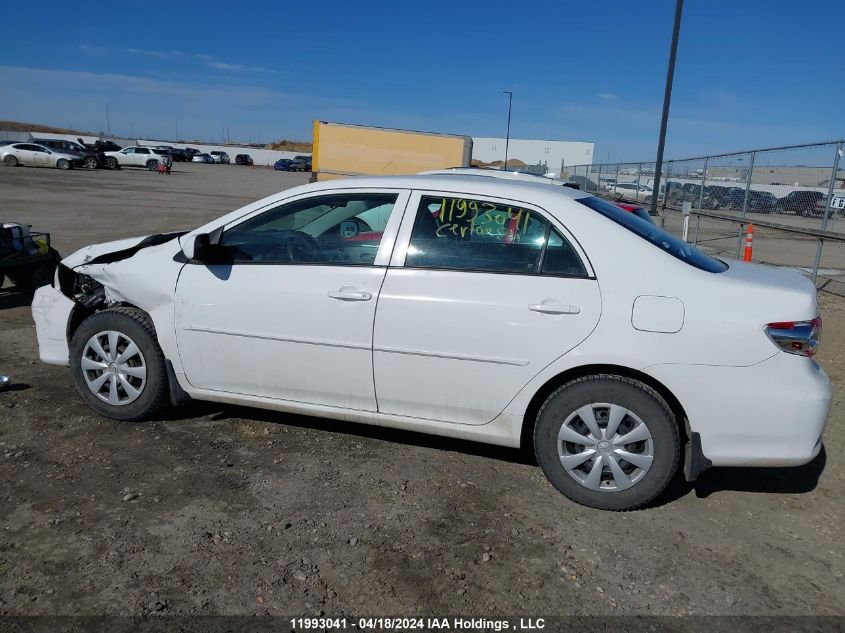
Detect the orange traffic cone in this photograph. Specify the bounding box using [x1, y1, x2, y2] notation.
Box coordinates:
[743, 224, 754, 262]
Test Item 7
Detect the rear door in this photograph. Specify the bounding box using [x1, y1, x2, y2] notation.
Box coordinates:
[373, 190, 601, 425]
[134, 147, 152, 166]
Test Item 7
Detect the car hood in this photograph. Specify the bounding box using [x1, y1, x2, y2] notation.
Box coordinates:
[62, 232, 186, 269]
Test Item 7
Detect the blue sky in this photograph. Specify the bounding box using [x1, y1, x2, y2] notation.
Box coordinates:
[1, 1, 842, 161]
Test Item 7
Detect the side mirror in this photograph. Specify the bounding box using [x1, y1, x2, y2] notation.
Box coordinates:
[183, 228, 224, 263]
[184, 234, 210, 262]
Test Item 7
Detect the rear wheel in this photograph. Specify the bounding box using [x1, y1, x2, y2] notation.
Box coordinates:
[4, 155, 19, 167]
[56, 158, 71, 170]
[533, 375, 680, 511]
[82, 156, 98, 169]
[146, 159, 159, 171]
[69, 307, 170, 421]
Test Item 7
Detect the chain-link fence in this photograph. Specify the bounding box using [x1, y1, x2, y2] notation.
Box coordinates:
[561, 140, 845, 296]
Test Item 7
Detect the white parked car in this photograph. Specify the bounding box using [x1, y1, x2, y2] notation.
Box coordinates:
[31, 175, 830, 510]
[1, 142, 80, 169]
[103, 146, 172, 170]
[612, 182, 654, 202]
[209, 151, 230, 164]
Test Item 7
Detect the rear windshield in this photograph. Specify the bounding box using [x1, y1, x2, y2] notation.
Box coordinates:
[577, 196, 728, 273]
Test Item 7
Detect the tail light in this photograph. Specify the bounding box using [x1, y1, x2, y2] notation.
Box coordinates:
[765, 317, 821, 357]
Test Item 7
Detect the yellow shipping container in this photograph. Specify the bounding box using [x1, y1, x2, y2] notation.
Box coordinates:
[312, 121, 472, 181]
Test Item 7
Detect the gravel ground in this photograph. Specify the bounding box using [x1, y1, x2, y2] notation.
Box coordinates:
[0, 164, 843, 619]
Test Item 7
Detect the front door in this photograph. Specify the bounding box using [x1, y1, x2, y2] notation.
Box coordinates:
[373, 191, 601, 425]
[175, 189, 408, 410]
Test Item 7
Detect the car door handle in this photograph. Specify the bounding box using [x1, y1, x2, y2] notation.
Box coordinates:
[529, 302, 581, 315]
[328, 288, 372, 301]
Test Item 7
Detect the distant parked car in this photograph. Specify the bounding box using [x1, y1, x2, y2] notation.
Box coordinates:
[776, 191, 826, 217]
[91, 140, 122, 152]
[291, 155, 312, 171]
[184, 148, 200, 158]
[1, 143, 81, 169]
[192, 153, 214, 164]
[103, 146, 172, 170]
[273, 158, 295, 171]
[732, 190, 777, 214]
[612, 182, 654, 203]
[209, 151, 230, 164]
[704, 186, 745, 210]
[31, 138, 105, 169]
[169, 149, 190, 162]
[235, 154, 254, 166]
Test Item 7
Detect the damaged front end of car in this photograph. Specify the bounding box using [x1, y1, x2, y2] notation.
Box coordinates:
[32, 231, 187, 367]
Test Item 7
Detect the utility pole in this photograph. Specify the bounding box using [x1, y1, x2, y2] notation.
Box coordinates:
[175, 116, 182, 143]
[503, 91, 513, 170]
[650, 0, 684, 215]
[106, 101, 116, 138]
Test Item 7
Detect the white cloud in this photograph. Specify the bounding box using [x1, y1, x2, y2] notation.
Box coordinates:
[125, 47, 186, 59]
[597, 92, 620, 101]
[207, 61, 277, 74]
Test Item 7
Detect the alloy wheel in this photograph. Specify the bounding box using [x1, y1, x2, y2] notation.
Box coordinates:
[557, 403, 654, 492]
[81, 330, 147, 405]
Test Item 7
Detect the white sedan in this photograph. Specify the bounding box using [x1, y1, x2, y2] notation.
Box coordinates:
[1, 142, 81, 169]
[31, 175, 830, 510]
[612, 182, 654, 202]
[103, 146, 172, 170]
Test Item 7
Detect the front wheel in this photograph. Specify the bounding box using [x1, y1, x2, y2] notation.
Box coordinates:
[533, 375, 680, 511]
[105, 156, 118, 169]
[69, 307, 170, 421]
[82, 156, 98, 169]
[56, 158, 71, 170]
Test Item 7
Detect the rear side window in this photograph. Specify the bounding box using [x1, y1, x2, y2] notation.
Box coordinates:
[405, 195, 587, 277]
[577, 195, 727, 273]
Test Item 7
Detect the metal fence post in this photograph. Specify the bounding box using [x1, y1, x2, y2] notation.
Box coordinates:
[811, 142, 843, 283]
[597, 163, 602, 192]
[636, 162, 643, 192]
[697, 157, 708, 212]
[614, 163, 620, 195]
[737, 151, 756, 257]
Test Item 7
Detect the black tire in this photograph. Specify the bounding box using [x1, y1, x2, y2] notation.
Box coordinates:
[106, 156, 118, 169]
[146, 159, 159, 171]
[533, 375, 680, 511]
[82, 156, 98, 169]
[69, 307, 170, 421]
[56, 158, 71, 170]
[4, 155, 19, 166]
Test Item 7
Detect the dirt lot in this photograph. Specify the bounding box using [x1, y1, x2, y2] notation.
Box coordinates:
[0, 164, 843, 619]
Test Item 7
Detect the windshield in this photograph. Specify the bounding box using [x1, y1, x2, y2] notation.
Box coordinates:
[577, 196, 728, 273]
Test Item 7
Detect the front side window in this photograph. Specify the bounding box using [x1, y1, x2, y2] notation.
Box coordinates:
[405, 195, 587, 276]
[136, 148, 150, 155]
[222, 193, 398, 265]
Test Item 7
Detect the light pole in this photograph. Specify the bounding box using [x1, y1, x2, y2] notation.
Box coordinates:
[175, 116, 183, 143]
[106, 101, 116, 138]
[650, 0, 684, 215]
[503, 91, 513, 170]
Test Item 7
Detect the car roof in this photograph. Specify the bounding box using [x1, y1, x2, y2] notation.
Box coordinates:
[298, 174, 592, 202]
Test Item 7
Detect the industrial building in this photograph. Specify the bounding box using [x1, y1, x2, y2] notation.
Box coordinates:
[471, 137, 594, 174]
